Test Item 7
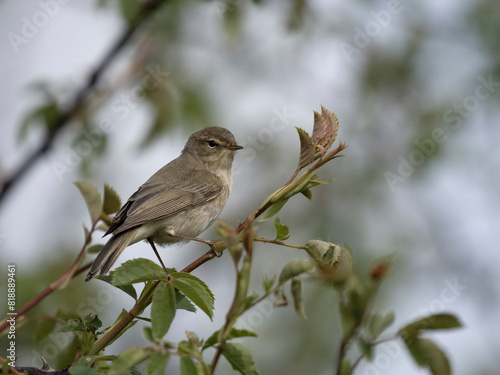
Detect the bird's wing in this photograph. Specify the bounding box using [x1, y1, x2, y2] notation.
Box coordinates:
[106, 159, 223, 235]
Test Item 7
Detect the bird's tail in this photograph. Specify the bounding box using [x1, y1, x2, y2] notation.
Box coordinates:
[85, 229, 137, 282]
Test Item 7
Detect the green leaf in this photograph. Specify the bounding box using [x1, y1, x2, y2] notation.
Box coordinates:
[111, 258, 167, 285]
[143, 326, 155, 343]
[98, 275, 137, 300]
[296, 127, 316, 170]
[86, 244, 104, 254]
[176, 290, 197, 312]
[257, 198, 289, 222]
[69, 356, 97, 375]
[171, 272, 215, 320]
[273, 218, 290, 241]
[19, 99, 60, 141]
[367, 311, 395, 340]
[179, 357, 198, 375]
[151, 283, 176, 341]
[221, 343, 259, 375]
[290, 278, 306, 319]
[278, 259, 313, 285]
[401, 336, 451, 375]
[103, 184, 121, 215]
[262, 274, 276, 292]
[402, 313, 462, 333]
[357, 337, 373, 361]
[203, 328, 257, 350]
[69, 367, 97, 375]
[301, 188, 313, 200]
[74, 181, 103, 223]
[108, 348, 150, 375]
[146, 352, 169, 375]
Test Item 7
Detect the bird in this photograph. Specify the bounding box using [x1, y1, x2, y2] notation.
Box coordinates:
[85, 127, 242, 281]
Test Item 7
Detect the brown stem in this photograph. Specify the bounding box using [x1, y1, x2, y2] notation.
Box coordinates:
[89, 281, 160, 355]
[0, 0, 167, 207]
[0, 221, 97, 333]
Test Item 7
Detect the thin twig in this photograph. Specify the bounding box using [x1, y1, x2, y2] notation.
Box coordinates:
[0, 0, 166, 207]
[254, 237, 307, 250]
[0, 220, 98, 333]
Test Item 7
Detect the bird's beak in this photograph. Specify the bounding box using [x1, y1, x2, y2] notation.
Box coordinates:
[226, 144, 243, 151]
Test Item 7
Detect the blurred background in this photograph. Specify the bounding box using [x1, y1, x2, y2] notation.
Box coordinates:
[1, 0, 499, 374]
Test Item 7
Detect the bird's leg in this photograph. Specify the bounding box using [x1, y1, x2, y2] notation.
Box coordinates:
[170, 233, 222, 257]
[147, 238, 170, 275]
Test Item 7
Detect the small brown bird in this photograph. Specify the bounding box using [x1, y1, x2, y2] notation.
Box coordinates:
[85, 127, 242, 281]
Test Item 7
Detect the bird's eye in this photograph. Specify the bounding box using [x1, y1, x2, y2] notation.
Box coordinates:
[207, 140, 218, 148]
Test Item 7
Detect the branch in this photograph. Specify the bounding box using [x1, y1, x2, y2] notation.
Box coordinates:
[0, 220, 96, 333]
[0, 0, 167, 207]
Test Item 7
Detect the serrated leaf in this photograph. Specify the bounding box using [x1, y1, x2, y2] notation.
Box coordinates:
[111, 258, 167, 286]
[221, 343, 259, 375]
[367, 311, 395, 339]
[296, 127, 316, 170]
[290, 278, 306, 319]
[171, 272, 215, 320]
[86, 244, 104, 254]
[74, 181, 102, 223]
[257, 198, 289, 222]
[312, 105, 339, 155]
[146, 352, 169, 375]
[151, 283, 176, 341]
[402, 313, 462, 333]
[103, 184, 121, 215]
[278, 259, 313, 285]
[273, 218, 290, 241]
[98, 275, 137, 300]
[179, 357, 197, 375]
[176, 290, 197, 312]
[108, 347, 150, 375]
[203, 328, 258, 350]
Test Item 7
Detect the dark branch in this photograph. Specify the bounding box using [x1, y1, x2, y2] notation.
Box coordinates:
[0, 0, 166, 208]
